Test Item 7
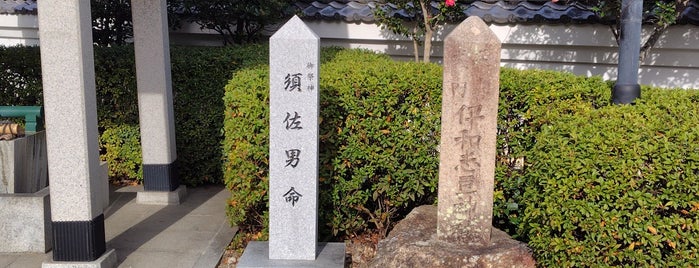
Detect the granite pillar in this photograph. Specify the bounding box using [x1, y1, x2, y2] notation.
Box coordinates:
[37, 0, 116, 266]
[237, 15, 345, 267]
[131, 0, 185, 204]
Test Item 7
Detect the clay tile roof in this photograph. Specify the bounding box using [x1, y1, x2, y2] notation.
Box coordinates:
[678, 0, 699, 24]
[0, 0, 36, 15]
[293, 0, 699, 25]
[2, 0, 697, 26]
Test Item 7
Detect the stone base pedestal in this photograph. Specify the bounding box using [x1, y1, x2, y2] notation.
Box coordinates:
[136, 185, 187, 205]
[370, 205, 535, 268]
[238, 241, 346, 268]
[0, 131, 48, 194]
[42, 248, 117, 268]
[0, 186, 52, 253]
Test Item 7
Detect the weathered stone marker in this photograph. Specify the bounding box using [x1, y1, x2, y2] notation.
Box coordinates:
[437, 16, 501, 245]
[268, 15, 320, 260]
[237, 15, 345, 268]
[370, 17, 535, 267]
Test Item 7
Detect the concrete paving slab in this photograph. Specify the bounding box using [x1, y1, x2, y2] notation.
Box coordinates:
[0, 185, 237, 268]
[0, 253, 49, 268]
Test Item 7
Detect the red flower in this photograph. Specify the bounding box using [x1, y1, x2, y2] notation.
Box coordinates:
[446, 0, 455, 7]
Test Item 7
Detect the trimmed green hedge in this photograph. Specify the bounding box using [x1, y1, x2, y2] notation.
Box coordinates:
[495, 69, 699, 266]
[223, 47, 698, 266]
[5, 44, 698, 266]
[223, 48, 442, 237]
[493, 68, 610, 233]
[1, 44, 266, 185]
[520, 89, 699, 267]
[0, 46, 43, 106]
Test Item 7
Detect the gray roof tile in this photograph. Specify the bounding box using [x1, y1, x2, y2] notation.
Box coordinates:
[0, 0, 36, 15]
[1, 0, 696, 26]
[678, 0, 699, 24]
[294, 0, 699, 25]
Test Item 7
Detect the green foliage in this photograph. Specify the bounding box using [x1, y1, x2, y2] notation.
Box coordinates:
[493, 68, 611, 234]
[373, 0, 463, 62]
[93, 46, 139, 127]
[224, 49, 699, 267]
[173, 0, 293, 45]
[0, 46, 43, 106]
[578, 0, 692, 60]
[100, 124, 143, 182]
[320, 49, 442, 237]
[91, 0, 133, 46]
[223, 48, 442, 238]
[494, 68, 699, 266]
[1, 45, 264, 186]
[5, 42, 698, 266]
[519, 88, 699, 267]
[170, 45, 267, 185]
[222, 66, 271, 235]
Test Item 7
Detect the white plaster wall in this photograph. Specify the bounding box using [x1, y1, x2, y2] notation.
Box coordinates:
[304, 21, 699, 89]
[0, 14, 39, 46]
[1, 13, 697, 89]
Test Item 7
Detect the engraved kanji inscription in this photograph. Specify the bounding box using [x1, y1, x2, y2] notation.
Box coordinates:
[284, 73, 303, 92]
[283, 187, 303, 207]
[284, 112, 303, 130]
[285, 149, 301, 168]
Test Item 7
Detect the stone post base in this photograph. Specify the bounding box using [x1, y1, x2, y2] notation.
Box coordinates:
[238, 241, 346, 268]
[136, 185, 187, 205]
[369, 205, 536, 267]
[42, 248, 117, 268]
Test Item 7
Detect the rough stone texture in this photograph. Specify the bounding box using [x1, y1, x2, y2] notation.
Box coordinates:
[370, 205, 535, 268]
[267, 15, 320, 261]
[132, 0, 177, 169]
[0, 187, 51, 253]
[0, 131, 48, 194]
[438, 16, 501, 245]
[37, 0, 103, 222]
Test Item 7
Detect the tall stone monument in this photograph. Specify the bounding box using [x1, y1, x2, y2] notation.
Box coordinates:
[369, 17, 535, 267]
[237, 16, 345, 267]
[268, 15, 320, 260]
[437, 16, 500, 245]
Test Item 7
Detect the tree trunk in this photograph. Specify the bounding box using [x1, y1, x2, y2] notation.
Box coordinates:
[419, 0, 432, 63]
[639, 0, 690, 62]
[413, 38, 420, 63]
[423, 27, 433, 63]
[639, 25, 668, 63]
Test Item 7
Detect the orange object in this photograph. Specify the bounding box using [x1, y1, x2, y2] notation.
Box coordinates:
[0, 123, 24, 135]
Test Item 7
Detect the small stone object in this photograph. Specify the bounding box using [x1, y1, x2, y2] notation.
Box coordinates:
[268, 15, 320, 261]
[438, 16, 501, 245]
